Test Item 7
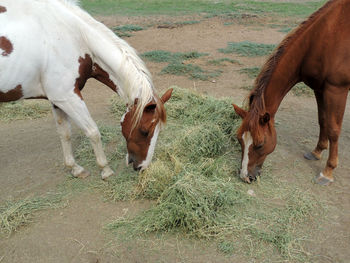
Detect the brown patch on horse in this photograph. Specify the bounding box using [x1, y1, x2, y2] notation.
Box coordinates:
[74, 54, 119, 100]
[0, 6, 6, 13]
[92, 63, 118, 92]
[0, 36, 13, 56]
[0, 85, 23, 102]
[74, 54, 93, 100]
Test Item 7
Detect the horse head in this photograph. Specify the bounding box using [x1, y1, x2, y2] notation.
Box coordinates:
[233, 104, 277, 183]
[121, 88, 173, 171]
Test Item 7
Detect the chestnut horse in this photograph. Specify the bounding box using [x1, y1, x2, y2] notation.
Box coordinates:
[233, 0, 350, 186]
[0, 0, 172, 179]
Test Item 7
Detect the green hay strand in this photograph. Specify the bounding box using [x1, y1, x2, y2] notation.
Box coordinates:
[0, 101, 51, 122]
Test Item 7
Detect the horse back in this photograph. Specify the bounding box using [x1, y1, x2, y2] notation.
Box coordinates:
[301, 0, 350, 88]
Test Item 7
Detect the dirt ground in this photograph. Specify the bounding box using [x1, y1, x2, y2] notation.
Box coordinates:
[1, 15, 349, 263]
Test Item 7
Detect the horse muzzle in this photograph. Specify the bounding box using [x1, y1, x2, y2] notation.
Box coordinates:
[126, 154, 141, 171]
[241, 165, 262, 183]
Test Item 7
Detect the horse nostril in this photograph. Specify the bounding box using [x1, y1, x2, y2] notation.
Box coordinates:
[133, 166, 141, 171]
[128, 158, 133, 164]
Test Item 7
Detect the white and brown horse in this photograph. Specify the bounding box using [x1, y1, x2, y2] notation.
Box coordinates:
[0, 0, 172, 179]
[233, 0, 350, 186]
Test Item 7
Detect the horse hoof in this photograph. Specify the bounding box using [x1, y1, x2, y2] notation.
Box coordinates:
[76, 170, 90, 179]
[241, 176, 251, 184]
[304, 152, 320, 160]
[101, 167, 115, 180]
[314, 173, 334, 186]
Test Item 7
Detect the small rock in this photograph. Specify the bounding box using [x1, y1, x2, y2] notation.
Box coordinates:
[247, 189, 256, 197]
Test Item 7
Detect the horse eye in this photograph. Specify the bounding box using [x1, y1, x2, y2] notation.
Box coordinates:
[254, 144, 263, 150]
[140, 130, 149, 137]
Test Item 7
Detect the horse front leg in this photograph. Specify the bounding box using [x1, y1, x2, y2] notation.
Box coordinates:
[314, 84, 348, 185]
[304, 90, 328, 160]
[52, 105, 90, 178]
[53, 95, 114, 180]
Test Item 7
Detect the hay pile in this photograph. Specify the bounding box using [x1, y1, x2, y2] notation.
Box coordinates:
[109, 86, 245, 235]
[105, 87, 321, 260]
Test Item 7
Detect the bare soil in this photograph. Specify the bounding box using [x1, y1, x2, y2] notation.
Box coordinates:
[0, 15, 349, 262]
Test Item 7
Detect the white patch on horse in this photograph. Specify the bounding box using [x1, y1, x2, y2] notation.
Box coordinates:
[138, 123, 160, 170]
[120, 108, 129, 123]
[240, 131, 253, 179]
[126, 153, 129, 166]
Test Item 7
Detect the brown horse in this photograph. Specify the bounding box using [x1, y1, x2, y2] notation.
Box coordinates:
[233, 0, 350, 186]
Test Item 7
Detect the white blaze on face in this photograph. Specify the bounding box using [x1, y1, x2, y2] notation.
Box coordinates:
[240, 131, 253, 179]
[126, 153, 129, 166]
[138, 123, 160, 171]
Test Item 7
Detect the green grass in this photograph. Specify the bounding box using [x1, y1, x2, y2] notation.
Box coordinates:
[142, 50, 207, 63]
[293, 82, 313, 97]
[158, 20, 201, 28]
[219, 41, 276, 57]
[0, 101, 51, 122]
[239, 66, 260, 79]
[80, 0, 327, 17]
[279, 27, 293, 33]
[0, 193, 64, 236]
[207, 58, 241, 66]
[161, 63, 222, 81]
[142, 50, 221, 81]
[112, 24, 144, 37]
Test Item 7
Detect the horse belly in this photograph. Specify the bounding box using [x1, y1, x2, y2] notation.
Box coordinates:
[0, 18, 48, 101]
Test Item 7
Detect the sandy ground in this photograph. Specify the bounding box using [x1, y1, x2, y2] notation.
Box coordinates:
[0, 14, 349, 262]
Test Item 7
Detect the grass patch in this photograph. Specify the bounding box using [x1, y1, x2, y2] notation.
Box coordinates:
[239, 67, 260, 79]
[112, 24, 144, 37]
[142, 50, 221, 81]
[219, 41, 276, 57]
[0, 100, 51, 122]
[207, 58, 241, 66]
[161, 63, 222, 81]
[278, 27, 293, 33]
[103, 86, 324, 262]
[158, 20, 200, 28]
[293, 82, 313, 97]
[81, 0, 326, 17]
[142, 50, 206, 63]
[0, 193, 64, 236]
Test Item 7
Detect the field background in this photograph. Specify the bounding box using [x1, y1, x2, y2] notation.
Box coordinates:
[1, 0, 350, 262]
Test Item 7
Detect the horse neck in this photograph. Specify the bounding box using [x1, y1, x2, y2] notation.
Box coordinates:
[260, 31, 316, 117]
[261, 1, 341, 116]
[72, 6, 154, 105]
[263, 54, 302, 116]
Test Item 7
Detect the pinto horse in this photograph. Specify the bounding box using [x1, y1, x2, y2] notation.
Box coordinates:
[233, 0, 350, 186]
[0, 0, 172, 179]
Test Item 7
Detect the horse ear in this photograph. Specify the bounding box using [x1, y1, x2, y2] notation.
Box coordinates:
[232, 104, 247, 119]
[259, 112, 270, 125]
[161, 88, 173, 104]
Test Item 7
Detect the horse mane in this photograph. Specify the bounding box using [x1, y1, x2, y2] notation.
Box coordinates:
[55, 0, 156, 130]
[245, 0, 336, 138]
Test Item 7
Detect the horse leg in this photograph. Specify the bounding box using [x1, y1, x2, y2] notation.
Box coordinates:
[53, 96, 114, 180]
[52, 105, 90, 178]
[314, 84, 348, 186]
[304, 90, 328, 160]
